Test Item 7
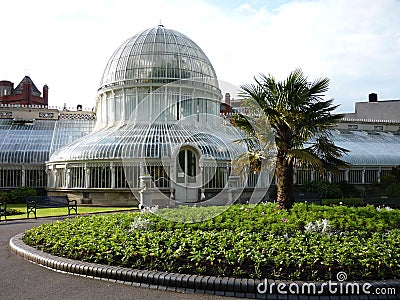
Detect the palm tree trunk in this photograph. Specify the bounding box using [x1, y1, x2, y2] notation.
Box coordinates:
[276, 151, 294, 210]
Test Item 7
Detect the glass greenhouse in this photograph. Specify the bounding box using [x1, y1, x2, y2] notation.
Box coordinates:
[1, 25, 400, 206]
[46, 25, 262, 207]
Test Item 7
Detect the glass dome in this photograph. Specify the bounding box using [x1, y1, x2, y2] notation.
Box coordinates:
[94, 25, 222, 129]
[99, 25, 220, 93]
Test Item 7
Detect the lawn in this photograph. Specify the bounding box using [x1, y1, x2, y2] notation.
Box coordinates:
[3, 203, 137, 220]
[22, 203, 400, 281]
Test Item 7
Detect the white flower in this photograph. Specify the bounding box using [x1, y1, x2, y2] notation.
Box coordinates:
[141, 205, 159, 215]
[320, 219, 331, 233]
[128, 216, 152, 232]
[305, 222, 316, 232]
[305, 219, 331, 234]
[376, 206, 393, 211]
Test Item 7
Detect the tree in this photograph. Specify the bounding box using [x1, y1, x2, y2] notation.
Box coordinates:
[231, 69, 349, 210]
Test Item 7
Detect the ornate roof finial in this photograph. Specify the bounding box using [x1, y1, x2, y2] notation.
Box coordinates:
[158, 20, 164, 27]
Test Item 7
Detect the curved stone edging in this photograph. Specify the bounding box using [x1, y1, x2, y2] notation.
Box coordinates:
[9, 233, 400, 299]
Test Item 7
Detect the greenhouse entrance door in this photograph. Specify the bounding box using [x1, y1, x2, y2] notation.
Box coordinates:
[175, 148, 199, 202]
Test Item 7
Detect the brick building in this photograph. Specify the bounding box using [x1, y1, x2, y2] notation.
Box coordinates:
[0, 76, 48, 106]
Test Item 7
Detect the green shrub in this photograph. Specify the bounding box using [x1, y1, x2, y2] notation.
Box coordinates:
[335, 181, 360, 198]
[23, 203, 400, 281]
[301, 180, 361, 199]
[0, 191, 8, 202]
[301, 181, 342, 199]
[367, 165, 400, 196]
[10, 186, 37, 203]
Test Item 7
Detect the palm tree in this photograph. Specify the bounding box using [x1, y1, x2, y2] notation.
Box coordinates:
[231, 69, 348, 210]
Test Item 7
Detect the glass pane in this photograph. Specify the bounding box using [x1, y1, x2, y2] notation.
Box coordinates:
[187, 149, 196, 182]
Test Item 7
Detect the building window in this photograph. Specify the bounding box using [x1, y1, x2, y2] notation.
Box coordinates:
[348, 124, 358, 130]
[90, 166, 111, 188]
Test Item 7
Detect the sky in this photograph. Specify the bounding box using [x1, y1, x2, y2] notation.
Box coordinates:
[1, 0, 399, 113]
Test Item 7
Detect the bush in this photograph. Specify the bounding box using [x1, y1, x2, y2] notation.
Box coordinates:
[301, 181, 342, 199]
[300, 180, 361, 199]
[335, 181, 360, 198]
[0, 191, 8, 202]
[366, 165, 400, 196]
[23, 203, 400, 281]
[9, 186, 36, 203]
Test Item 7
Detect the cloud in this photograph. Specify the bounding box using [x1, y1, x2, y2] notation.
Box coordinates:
[222, 0, 400, 110]
[1, 0, 399, 113]
[235, 3, 257, 14]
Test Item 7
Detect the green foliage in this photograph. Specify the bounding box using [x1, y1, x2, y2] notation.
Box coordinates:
[9, 187, 36, 204]
[301, 181, 341, 199]
[23, 204, 400, 281]
[301, 180, 360, 199]
[335, 181, 360, 198]
[0, 191, 8, 202]
[367, 165, 400, 196]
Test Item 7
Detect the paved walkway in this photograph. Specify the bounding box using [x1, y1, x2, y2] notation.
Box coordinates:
[1, 216, 235, 300]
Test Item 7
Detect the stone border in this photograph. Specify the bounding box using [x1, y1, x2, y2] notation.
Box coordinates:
[9, 233, 400, 299]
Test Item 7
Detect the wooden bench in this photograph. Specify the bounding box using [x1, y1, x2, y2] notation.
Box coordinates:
[362, 194, 400, 208]
[294, 192, 322, 205]
[25, 196, 77, 219]
[0, 201, 6, 221]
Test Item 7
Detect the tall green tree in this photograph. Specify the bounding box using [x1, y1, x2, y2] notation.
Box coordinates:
[232, 69, 349, 210]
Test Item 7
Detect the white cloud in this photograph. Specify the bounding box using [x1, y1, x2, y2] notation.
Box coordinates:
[1, 0, 400, 112]
[235, 3, 257, 14]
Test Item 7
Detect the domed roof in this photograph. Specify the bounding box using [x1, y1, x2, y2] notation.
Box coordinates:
[49, 122, 245, 162]
[99, 25, 219, 92]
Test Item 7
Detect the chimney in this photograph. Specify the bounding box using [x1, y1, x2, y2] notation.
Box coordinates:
[23, 81, 32, 105]
[224, 92, 231, 114]
[225, 92, 231, 106]
[368, 93, 378, 102]
[43, 84, 49, 105]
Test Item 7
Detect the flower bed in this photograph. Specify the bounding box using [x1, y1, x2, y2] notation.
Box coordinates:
[22, 203, 400, 281]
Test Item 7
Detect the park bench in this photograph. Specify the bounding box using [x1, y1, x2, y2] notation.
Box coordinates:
[25, 196, 77, 219]
[0, 201, 6, 221]
[294, 192, 322, 205]
[362, 194, 400, 208]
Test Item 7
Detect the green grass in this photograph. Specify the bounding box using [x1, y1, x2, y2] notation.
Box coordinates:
[3, 204, 137, 220]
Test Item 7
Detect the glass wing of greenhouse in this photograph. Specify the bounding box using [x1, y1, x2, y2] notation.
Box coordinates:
[334, 130, 400, 166]
[0, 117, 94, 189]
[295, 129, 400, 185]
